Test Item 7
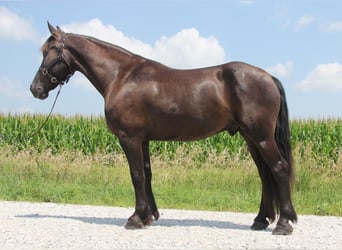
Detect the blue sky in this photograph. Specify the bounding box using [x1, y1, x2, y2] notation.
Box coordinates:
[1, 0, 342, 119]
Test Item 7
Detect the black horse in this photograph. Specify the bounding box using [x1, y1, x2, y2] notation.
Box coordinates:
[30, 23, 297, 235]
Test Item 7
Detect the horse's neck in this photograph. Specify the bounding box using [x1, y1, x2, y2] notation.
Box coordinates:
[66, 34, 137, 97]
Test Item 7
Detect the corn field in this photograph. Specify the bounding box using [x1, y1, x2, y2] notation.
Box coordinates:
[0, 114, 341, 165]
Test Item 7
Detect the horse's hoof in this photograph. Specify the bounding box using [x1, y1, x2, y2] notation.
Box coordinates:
[251, 221, 269, 230]
[153, 210, 160, 221]
[125, 218, 144, 230]
[272, 222, 293, 235]
[143, 215, 153, 226]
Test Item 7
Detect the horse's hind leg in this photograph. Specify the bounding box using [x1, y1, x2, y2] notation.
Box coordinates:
[142, 141, 160, 220]
[253, 136, 296, 235]
[240, 126, 296, 235]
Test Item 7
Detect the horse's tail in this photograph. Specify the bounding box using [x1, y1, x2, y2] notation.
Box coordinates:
[270, 76, 297, 223]
[272, 76, 294, 188]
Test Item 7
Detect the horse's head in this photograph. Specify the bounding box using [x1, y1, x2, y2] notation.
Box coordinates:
[30, 22, 74, 99]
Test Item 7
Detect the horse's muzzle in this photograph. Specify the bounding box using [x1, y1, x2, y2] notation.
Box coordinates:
[30, 84, 48, 100]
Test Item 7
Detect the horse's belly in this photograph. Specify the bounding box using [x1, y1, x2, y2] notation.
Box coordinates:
[146, 114, 229, 141]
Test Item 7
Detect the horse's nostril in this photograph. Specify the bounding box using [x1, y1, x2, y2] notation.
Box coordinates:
[31, 85, 41, 93]
[30, 84, 46, 99]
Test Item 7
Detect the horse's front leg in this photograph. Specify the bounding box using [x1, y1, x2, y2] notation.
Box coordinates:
[142, 141, 160, 220]
[119, 136, 153, 229]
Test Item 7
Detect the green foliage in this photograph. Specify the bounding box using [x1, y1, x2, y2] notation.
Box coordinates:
[291, 119, 341, 164]
[1, 114, 341, 165]
[0, 114, 120, 155]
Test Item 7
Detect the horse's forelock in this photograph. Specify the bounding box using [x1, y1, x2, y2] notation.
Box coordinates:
[40, 36, 54, 53]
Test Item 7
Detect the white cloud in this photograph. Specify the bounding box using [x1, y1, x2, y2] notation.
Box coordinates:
[61, 18, 152, 57]
[0, 6, 39, 42]
[240, 0, 254, 6]
[0, 76, 30, 98]
[62, 19, 225, 68]
[152, 28, 225, 69]
[297, 63, 342, 91]
[294, 15, 315, 31]
[266, 61, 294, 77]
[321, 21, 342, 32]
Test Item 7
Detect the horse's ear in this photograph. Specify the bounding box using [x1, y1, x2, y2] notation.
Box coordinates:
[47, 21, 62, 38]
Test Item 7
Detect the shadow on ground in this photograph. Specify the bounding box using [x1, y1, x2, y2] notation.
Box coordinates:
[16, 213, 256, 231]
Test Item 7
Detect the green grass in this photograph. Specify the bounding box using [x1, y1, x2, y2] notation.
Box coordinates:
[0, 149, 134, 206]
[0, 145, 341, 216]
[0, 114, 341, 216]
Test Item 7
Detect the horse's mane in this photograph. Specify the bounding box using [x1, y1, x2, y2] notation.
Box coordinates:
[75, 33, 135, 56]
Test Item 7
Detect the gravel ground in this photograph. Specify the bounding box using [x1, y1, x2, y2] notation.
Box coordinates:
[0, 201, 341, 249]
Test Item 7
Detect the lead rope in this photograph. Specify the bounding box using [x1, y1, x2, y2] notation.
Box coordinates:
[27, 84, 63, 140]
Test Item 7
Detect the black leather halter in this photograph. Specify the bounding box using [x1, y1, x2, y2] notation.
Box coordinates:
[39, 34, 74, 85]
